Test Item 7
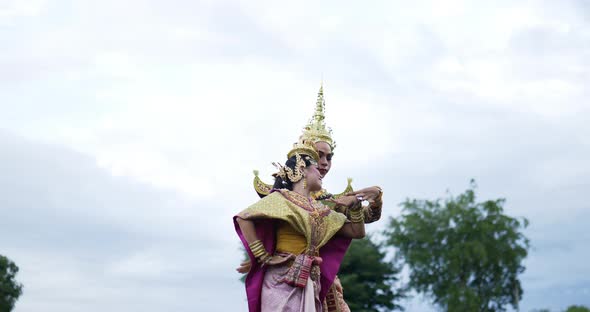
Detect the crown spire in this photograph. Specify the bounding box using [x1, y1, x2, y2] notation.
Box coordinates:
[299, 84, 336, 150]
[312, 84, 326, 125]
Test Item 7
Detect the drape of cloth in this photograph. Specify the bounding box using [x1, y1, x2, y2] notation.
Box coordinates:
[322, 276, 350, 312]
[234, 190, 351, 312]
[260, 263, 320, 312]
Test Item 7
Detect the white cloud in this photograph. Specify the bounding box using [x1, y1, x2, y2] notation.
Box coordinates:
[0, 0, 46, 23]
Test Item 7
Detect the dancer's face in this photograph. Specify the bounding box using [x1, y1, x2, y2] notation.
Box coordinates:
[315, 141, 333, 178]
[303, 163, 323, 192]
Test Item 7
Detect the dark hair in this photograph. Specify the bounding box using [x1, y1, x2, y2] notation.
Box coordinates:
[272, 155, 315, 191]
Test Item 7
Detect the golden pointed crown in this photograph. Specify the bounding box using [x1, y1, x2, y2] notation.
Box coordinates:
[287, 138, 319, 162]
[299, 84, 336, 150]
[251, 84, 349, 198]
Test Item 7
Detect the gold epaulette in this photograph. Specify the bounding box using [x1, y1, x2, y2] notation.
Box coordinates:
[253, 170, 273, 198]
[333, 177, 354, 199]
[253, 170, 353, 199]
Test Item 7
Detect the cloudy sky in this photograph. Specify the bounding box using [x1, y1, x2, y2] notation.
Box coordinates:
[1, 0, 589, 311]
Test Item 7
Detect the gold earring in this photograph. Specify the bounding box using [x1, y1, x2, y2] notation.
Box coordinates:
[303, 177, 307, 189]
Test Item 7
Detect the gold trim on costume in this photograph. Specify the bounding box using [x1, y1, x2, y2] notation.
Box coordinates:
[253, 170, 273, 198]
[287, 140, 320, 163]
[253, 173, 354, 200]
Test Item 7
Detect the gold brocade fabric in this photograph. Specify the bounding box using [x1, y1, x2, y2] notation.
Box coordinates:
[276, 222, 307, 255]
[237, 190, 347, 254]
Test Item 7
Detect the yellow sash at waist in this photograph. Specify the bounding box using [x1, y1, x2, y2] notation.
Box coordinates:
[275, 221, 306, 255]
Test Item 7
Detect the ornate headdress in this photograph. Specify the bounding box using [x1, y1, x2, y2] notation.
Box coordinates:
[287, 138, 320, 162]
[299, 84, 336, 150]
[273, 139, 319, 183]
[253, 84, 353, 198]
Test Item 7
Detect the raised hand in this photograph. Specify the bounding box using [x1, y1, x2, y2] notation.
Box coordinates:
[346, 186, 382, 202]
[328, 195, 362, 210]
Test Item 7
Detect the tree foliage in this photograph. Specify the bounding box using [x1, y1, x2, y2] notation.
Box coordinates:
[385, 180, 530, 312]
[0, 255, 23, 312]
[339, 236, 406, 312]
[565, 305, 590, 312]
[531, 305, 590, 312]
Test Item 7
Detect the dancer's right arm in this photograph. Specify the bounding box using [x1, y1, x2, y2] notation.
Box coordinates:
[235, 217, 256, 274]
[236, 217, 258, 243]
[236, 217, 290, 269]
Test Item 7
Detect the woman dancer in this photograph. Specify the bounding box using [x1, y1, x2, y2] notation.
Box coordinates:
[234, 142, 365, 311]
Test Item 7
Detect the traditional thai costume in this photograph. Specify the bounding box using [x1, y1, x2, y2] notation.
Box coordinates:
[234, 189, 351, 311]
[250, 85, 383, 312]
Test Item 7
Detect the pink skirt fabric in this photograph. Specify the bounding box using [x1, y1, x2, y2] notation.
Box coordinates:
[261, 263, 322, 312]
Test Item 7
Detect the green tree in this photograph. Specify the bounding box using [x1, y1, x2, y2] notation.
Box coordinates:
[565, 305, 590, 312]
[0, 255, 23, 312]
[339, 236, 406, 312]
[385, 180, 530, 312]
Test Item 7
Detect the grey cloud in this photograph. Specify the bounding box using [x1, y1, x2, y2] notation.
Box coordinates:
[0, 131, 245, 312]
[0, 0, 293, 83]
[508, 26, 590, 83]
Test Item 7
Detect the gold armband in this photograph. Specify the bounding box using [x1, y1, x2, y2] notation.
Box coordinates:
[249, 240, 272, 266]
[349, 209, 364, 223]
[249, 240, 268, 258]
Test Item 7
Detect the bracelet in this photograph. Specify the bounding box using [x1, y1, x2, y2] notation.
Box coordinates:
[259, 253, 273, 268]
[248, 240, 268, 259]
[249, 240, 274, 266]
[349, 209, 364, 223]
